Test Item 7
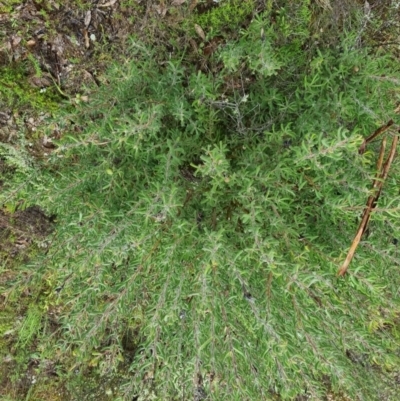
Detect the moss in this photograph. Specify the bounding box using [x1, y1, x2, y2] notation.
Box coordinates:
[0, 62, 63, 112]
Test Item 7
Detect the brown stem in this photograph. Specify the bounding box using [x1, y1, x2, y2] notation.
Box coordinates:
[337, 196, 375, 276]
[338, 135, 398, 276]
[361, 136, 387, 235]
[375, 137, 387, 180]
[380, 135, 399, 180]
[358, 120, 394, 155]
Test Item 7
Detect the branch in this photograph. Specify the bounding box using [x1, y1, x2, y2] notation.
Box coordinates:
[358, 120, 393, 155]
[338, 134, 398, 276]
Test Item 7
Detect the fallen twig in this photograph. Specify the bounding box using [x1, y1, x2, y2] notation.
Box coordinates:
[358, 119, 393, 155]
[338, 133, 398, 276]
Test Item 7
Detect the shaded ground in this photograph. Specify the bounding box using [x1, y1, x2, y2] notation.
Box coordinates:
[1, 0, 144, 148]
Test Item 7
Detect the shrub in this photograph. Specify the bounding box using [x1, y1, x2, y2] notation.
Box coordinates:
[2, 4, 400, 401]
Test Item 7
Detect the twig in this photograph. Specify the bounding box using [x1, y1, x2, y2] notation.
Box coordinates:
[338, 134, 398, 276]
[358, 119, 393, 155]
[381, 135, 399, 180]
[337, 196, 375, 277]
[376, 136, 386, 175]
[361, 136, 387, 234]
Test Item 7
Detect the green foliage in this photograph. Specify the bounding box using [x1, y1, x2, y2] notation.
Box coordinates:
[2, 4, 400, 401]
[27, 53, 42, 78]
[193, 0, 255, 38]
[17, 305, 43, 347]
[0, 0, 22, 13]
[0, 142, 32, 176]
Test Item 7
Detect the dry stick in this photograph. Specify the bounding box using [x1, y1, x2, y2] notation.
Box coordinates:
[338, 135, 398, 276]
[379, 134, 399, 184]
[368, 134, 399, 221]
[337, 188, 382, 277]
[358, 119, 394, 155]
[360, 136, 387, 235]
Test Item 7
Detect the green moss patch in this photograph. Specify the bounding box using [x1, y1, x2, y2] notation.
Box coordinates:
[0, 63, 62, 112]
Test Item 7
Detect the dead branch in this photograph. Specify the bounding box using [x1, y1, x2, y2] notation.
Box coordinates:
[338, 134, 398, 276]
[358, 119, 393, 155]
